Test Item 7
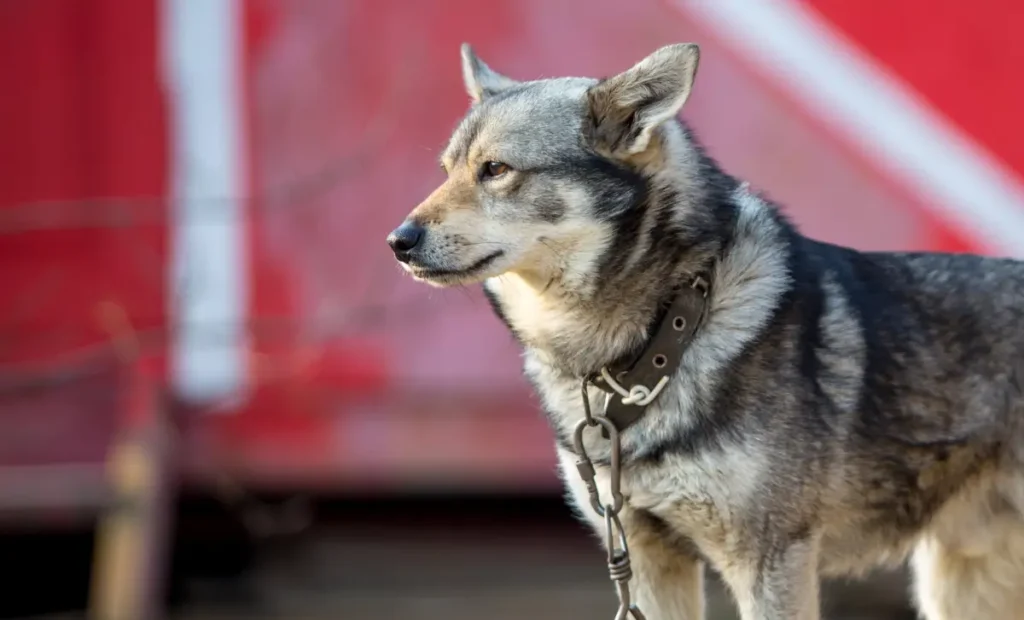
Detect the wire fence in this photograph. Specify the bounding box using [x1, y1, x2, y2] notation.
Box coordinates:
[0, 182, 482, 381]
[0, 6, 493, 393]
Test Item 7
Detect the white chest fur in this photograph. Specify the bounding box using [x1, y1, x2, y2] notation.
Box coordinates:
[556, 439, 767, 568]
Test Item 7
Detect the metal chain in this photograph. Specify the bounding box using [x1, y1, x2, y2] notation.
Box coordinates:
[573, 378, 646, 620]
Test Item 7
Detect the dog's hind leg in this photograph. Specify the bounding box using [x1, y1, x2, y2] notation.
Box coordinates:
[911, 504, 1024, 620]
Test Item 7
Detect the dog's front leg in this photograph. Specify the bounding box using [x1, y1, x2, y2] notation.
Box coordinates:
[725, 536, 820, 620]
[626, 524, 706, 620]
[557, 448, 705, 619]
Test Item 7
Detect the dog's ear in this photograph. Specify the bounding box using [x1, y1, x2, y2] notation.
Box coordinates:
[461, 43, 519, 104]
[585, 43, 700, 156]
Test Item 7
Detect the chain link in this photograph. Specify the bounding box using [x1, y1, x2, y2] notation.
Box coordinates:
[574, 378, 646, 620]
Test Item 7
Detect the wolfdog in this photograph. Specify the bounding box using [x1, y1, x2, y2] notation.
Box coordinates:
[386, 42, 1024, 619]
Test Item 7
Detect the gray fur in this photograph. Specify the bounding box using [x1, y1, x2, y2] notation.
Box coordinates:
[388, 43, 1024, 620]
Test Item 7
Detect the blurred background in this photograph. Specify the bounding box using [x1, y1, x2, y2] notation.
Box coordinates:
[1, 0, 1022, 618]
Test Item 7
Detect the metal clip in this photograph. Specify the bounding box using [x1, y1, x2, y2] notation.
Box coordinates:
[572, 414, 624, 516]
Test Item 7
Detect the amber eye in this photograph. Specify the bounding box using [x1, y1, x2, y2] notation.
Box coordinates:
[482, 161, 510, 179]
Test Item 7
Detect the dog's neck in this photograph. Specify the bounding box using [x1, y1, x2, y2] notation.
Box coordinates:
[487, 268, 709, 380]
[485, 126, 746, 379]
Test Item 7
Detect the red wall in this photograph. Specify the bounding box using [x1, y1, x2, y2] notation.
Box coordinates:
[805, 0, 1024, 178]
[1, 0, 1020, 492]
[0, 0, 168, 368]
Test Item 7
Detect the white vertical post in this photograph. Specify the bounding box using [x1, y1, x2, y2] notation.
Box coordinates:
[162, 0, 249, 404]
[677, 0, 1024, 257]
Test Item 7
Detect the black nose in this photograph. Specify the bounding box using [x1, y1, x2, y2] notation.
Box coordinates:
[387, 221, 425, 260]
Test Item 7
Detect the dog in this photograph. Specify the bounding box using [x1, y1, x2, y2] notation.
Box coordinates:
[386, 42, 1024, 619]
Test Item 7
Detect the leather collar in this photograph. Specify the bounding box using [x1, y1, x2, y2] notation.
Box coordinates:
[590, 274, 709, 433]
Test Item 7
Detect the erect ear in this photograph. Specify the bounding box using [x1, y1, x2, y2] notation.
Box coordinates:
[461, 43, 519, 104]
[585, 43, 700, 156]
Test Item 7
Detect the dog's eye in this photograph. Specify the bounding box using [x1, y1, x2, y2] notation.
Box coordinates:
[482, 161, 510, 179]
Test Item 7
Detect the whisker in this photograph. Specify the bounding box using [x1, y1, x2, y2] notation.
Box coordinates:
[460, 241, 507, 248]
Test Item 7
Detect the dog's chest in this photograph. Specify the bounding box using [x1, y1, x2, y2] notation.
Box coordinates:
[523, 333, 763, 558]
[556, 440, 764, 563]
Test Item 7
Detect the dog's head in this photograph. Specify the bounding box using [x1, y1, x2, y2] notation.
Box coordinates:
[387, 43, 700, 288]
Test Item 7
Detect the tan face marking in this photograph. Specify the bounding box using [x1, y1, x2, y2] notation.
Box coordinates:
[408, 166, 478, 226]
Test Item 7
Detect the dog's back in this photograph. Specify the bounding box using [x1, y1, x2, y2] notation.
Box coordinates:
[763, 240, 1024, 574]
[843, 248, 1024, 442]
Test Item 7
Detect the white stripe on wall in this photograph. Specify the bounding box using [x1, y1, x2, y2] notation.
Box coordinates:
[677, 0, 1024, 257]
[162, 0, 249, 404]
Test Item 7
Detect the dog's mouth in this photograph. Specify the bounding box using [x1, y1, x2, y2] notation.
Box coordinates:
[407, 251, 505, 284]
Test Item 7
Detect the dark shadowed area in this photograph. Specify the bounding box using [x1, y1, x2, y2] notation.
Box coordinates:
[2, 495, 914, 620]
